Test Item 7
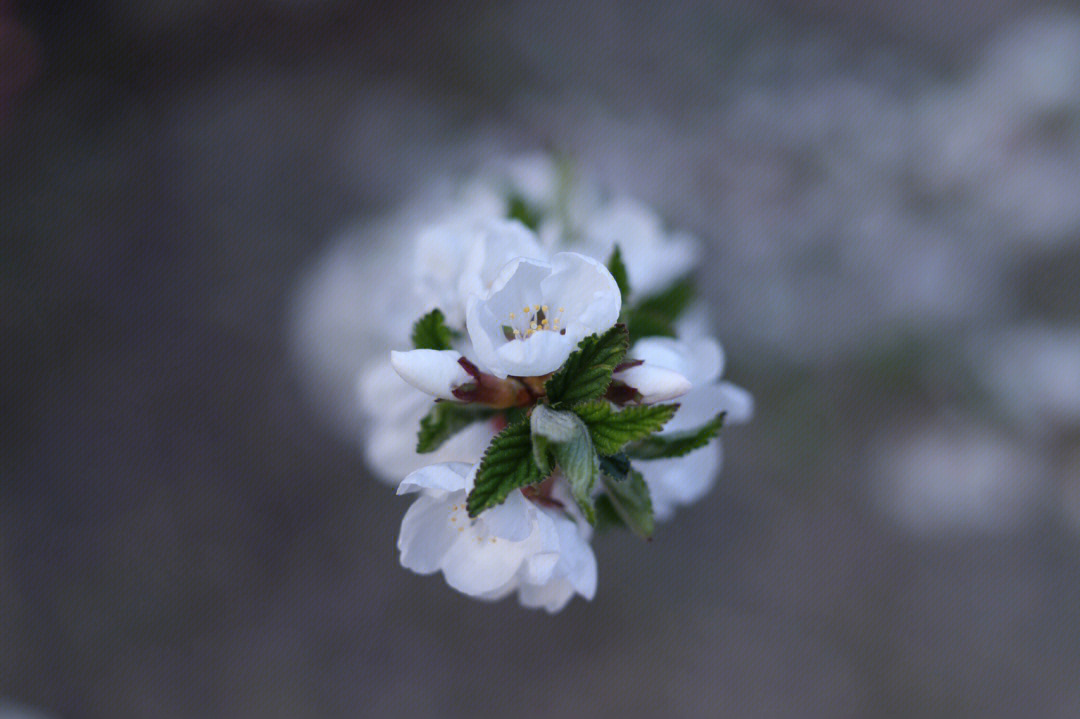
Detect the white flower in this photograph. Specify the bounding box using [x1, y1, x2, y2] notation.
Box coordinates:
[397, 462, 597, 612]
[389, 349, 473, 400]
[465, 252, 622, 378]
[415, 218, 547, 328]
[577, 197, 701, 297]
[456, 219, 547, 305]
[627, 336, 754, 519]
[358, 360, 496, 484]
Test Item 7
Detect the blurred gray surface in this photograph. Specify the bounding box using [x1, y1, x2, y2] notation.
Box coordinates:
[3, 2, 1080, 717]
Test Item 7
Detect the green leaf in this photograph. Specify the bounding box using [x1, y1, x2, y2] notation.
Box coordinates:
[593, 495, 626, 532]
[531, 405, 599, 524]
[467, 420, 544, 517]
[572, 401, 680, 456]
[625, 412, 726, 460]
[411, 309, 455, 351]
[607, 245, 631, 305]
[624, 277, 696, 339]
[598, 452, 631, 481]
[600, 469, 654, 539]
[544, 324, 629, 407]
[507, 194, 541, 231]
[416, 403, 494, 454]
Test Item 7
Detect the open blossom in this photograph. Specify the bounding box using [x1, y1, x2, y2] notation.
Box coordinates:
[466, 252, 621, 378]
[397, 462, 597, 611]
[628, 336, 754, 520]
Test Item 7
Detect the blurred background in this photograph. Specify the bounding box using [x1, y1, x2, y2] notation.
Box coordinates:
[4, 1, 1080, 717]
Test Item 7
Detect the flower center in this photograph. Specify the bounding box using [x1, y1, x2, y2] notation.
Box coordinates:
[502, 304, 567, 341]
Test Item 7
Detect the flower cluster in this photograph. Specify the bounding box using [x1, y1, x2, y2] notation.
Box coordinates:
[358, 156, 752, 612]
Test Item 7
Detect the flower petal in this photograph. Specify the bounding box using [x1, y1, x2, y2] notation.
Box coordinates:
[440, 528, 530, 596]
[397, 462, 473, 495]
[638, 443, 723, 521]
[478, 490, 534, 541]
[397, 492, 462, 573]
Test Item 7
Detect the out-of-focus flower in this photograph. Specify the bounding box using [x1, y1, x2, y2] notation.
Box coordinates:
[465, 252, 621, 378]
[869, 418, 1048, 536]
[628, 336, 754, 520]
[576, 197, 700, 297]
[415, 218, 547, 328]
[397, 462, 596, 612]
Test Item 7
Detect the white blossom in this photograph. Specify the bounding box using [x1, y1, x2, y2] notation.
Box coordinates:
[465, 252, 621, 378]
[577, 197, 701, 297]
[396, 462, 597, 612]
[628, 336, 753, 519]
[415, 217, 547, 328]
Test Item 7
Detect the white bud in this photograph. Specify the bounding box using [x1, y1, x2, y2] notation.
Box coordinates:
[389, 349, 472, 400]
[614, 364, 692, 404]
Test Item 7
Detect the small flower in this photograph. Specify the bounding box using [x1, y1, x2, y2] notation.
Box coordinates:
[578, 197, 701, 297]
[628, 336, 754, 519]
[396, 462, 596, 612]
[389, 349, 473, 400]
[415, 218, 546, 328]
[465, 252, 622, 378]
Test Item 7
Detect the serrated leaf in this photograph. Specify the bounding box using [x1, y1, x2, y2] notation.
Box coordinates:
[625, 412, 726, 460]
[593, 495, 626, 533]
[416, 403, 494, 454]
[607, 245, 631, 305]
[544, 324, 629, 407]
[572, 401, 680, 456]
[531, 405, 599, 524]
[467, 420, 544, 517]
[598, 452, 631, 481]
[624, 277, 695, 339]
[411, 309, 455, 351]
[600, 469, 654, 539]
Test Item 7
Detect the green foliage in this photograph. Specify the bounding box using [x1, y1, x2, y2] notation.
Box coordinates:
[600, 469, 654, 540]
[597, 452, 654, 538]
[598, 452, 631, 481]
[544, 325, 629, 407]
[572, 401, 679, 456]
[625, 412, 726, 460]
[531, 405, 599, 524]
[507, 194, 541, 231]
[416, 403, 493, 454]
[607, 245, 631, 305]
[411, 309, 455, 351]
[623, 277, 695, 338]
[593, 495, 626, 532]
[467, 420, 543, 517]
